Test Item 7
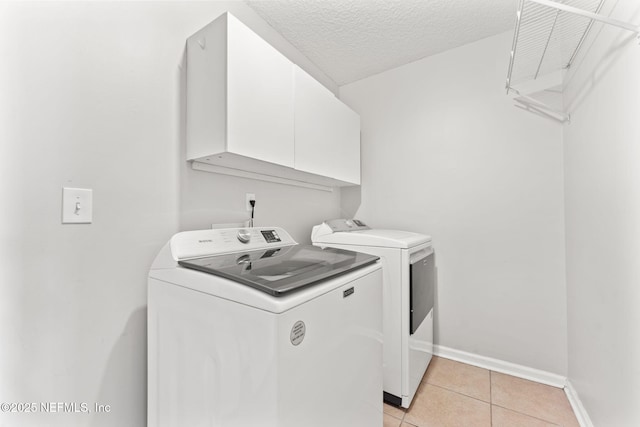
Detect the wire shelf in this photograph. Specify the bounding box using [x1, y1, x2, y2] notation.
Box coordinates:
[508, 0, 604, 88]
[506, 0, 639, 122]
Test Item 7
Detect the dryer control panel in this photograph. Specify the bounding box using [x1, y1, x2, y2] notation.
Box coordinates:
[325, 218, 370, 232]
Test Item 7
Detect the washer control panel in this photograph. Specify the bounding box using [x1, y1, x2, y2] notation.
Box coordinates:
[171, 227, 296, 261]
[237, 229, 251, 244]
[260, 229, 281, 243]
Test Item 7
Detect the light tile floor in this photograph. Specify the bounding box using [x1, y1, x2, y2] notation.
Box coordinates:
[383, 357, 579, 427]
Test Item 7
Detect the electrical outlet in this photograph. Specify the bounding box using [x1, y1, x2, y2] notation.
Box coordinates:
[246, 193, 256, 211]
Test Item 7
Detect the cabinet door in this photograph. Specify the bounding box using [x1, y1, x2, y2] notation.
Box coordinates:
[294, 66, 360, 184]
[226, 14, 294, 168]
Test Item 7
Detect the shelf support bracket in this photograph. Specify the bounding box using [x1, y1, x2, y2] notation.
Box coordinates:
[509, 88, 570, 123]
[506, 0, 525, 92]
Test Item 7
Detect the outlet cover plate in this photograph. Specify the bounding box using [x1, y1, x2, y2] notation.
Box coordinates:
[62, 187, 93, 224]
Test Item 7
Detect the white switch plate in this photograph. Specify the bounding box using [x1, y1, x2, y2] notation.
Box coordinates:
[62, 187, 93, 224]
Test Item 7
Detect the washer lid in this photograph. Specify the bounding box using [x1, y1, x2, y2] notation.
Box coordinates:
[314, 229, 431, 249]
[178, 245, 379, 296]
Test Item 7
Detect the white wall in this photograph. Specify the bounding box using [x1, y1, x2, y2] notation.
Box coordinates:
[0, 2, 339, 426]
[340, 32, 568, 375]
[563, 0, 640, 425]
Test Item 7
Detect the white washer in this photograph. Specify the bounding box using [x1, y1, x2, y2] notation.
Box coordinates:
[312, 219, 435, 408]
[148, 226, 383, 427]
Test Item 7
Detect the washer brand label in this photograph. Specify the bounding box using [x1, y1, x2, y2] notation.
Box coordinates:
[343, 287, 355, 298]
[198, 239, 212, 243]
[290, 321, 305, 346]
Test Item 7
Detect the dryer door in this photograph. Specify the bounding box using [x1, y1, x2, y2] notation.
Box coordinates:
[409, 248, 435, 335]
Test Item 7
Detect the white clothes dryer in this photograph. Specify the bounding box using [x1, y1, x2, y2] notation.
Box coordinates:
[148, 226, 383, 427]
[312, 219, 435, 408]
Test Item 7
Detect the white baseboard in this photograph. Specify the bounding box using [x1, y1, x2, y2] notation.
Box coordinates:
[564, 380, 594, 427]
[433, 344, 566, 388]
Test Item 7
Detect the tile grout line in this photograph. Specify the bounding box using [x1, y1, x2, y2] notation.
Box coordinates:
[422, 358, 494, 404]
[491, 403, 562, 426]
[489, 370, 493, 425]
[383, 408, 405, 422]
[489, 369, 575, 426]
[383, 402, 406, 423]
[489, 370, 493, 404]
[409, 359, 574, 427]
[426, 382, 492, 406]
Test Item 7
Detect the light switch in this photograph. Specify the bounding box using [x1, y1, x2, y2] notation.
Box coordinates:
[62, 187, 93, 224]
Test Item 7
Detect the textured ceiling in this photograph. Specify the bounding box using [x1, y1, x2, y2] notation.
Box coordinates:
[245, 0, 517, 85]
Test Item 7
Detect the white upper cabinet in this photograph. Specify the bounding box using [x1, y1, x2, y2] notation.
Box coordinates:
[186, 13, 294, 168]
[294, 66, 361, 185]
[226, 15, 294, 167]
[186, 13, 360, 189]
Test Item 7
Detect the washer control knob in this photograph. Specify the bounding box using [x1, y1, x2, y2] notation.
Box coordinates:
[237, 229, 251, 244]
